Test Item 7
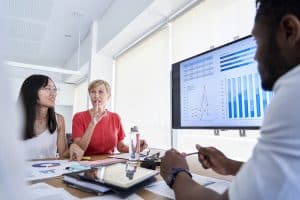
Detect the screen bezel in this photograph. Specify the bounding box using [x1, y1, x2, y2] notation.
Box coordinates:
[172, 35, 262, 130]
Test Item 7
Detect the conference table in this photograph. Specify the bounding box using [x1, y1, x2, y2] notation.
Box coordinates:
[35, 151, 233, 199]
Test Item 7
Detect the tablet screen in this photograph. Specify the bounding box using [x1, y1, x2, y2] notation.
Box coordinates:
[78, 163, 158, 189]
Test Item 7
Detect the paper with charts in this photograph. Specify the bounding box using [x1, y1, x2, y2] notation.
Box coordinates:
[26, 160, 89, 181]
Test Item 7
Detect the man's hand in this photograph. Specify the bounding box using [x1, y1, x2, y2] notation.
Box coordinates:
[69, 143, 84, 161]
[196, 144, 242, 175]
[160, 149, 189, 181]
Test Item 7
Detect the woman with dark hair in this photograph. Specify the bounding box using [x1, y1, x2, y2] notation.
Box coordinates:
[19, 74, 84, 160]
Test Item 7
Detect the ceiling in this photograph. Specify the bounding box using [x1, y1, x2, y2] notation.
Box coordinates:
[1, 0, 114, 68]
[100, 0, 200, 58]
[1, 0, 199, 83]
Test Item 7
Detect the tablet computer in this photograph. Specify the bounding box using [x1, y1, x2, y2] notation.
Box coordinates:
[77, 163, 159, 189]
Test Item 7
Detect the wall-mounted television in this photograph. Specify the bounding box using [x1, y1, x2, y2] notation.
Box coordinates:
[172, 35, 272, 129]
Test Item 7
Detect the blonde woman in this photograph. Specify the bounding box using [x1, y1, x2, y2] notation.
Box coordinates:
[72, 79, 148, 155]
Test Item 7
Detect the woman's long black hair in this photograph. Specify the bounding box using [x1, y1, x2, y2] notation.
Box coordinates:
[18, 74, 57, 140]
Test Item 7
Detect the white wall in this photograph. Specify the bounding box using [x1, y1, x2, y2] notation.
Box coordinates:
[56, 105, 73, 133]
[63, 29, 91, 116]
[55, 83, 75, 105]
[89, 53, 114, 110]
[73, 79, 88, 115]
[9, 77, 25, 101]
[115, 27, 171, 149]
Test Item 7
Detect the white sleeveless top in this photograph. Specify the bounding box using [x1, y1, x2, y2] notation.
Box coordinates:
[24, 129, 58, 159]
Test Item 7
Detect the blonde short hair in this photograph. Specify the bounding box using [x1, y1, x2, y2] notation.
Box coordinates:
[88, 79, 111, 96]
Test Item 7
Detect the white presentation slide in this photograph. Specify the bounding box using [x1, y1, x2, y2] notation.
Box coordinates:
[180, 37, 273, 128]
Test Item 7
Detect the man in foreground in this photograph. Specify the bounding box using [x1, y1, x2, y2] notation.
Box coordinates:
[160, 0, 300, 199]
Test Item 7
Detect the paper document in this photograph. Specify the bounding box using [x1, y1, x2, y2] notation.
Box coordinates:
[82, 193, 143, 200]
[26, 160, 90, 181]
[206, 181, 231, 194]
[144, 181, 174, 199]
[144, 173, 231, 199]
[27, 182, 79, 200]
[192, 174, 231, 194]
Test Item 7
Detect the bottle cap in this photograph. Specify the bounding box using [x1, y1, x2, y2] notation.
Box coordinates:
[131, 126, 138, 132]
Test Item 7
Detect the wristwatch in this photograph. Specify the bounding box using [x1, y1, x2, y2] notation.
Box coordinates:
[166, 167, 192, 188]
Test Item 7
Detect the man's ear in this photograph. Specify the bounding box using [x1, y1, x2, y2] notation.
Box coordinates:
[278, 14, 300, 47]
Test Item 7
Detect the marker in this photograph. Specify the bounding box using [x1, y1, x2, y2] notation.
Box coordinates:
[82, 156, 91, 161]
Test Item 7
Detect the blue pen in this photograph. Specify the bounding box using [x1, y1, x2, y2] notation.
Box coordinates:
[202, 181, 215, 187]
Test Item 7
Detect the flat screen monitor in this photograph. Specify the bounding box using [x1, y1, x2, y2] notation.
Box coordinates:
[172, 35, 273, 129]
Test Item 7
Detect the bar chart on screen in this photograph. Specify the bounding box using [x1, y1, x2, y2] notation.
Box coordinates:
[226, 73, 273, 120]
[174, 35, 273, 128]
[220, 44, 273, 120]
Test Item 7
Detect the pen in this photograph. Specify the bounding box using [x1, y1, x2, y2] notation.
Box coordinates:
[202, 181, 215, 187]
[185, 152, 199, 156]
[82, 156, 91, 161]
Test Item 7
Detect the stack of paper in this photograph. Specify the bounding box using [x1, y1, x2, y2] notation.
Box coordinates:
[27, 182, 79, 200]
[144, 173, 231, 199]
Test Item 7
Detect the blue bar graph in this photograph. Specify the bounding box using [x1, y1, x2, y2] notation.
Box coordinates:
[262, 90, 267, 111]
[220, 46, 256, 71]
[243, 75, 249, 118]
[249, 74, 255, 117]
[228, 79, 232, 118]
[227, 73, 272, 119]
[255, 74, 261, 117]
[232, 78, 237, 118]
[237, 77, 242, 117]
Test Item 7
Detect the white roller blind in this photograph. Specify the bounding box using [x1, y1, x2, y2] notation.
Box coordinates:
[115, 27, 171, 149]
[172, 0, 256, 63]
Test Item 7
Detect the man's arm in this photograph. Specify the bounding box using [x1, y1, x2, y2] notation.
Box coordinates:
[172, 172, 229, 200]
[196, 144, 243, 176]
[160, 149, 229, 200]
